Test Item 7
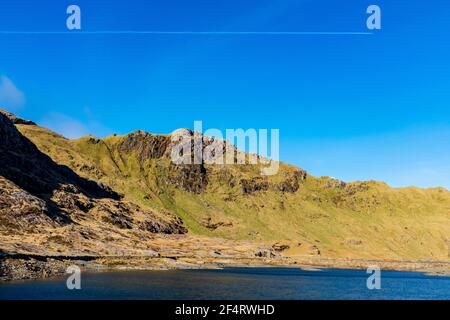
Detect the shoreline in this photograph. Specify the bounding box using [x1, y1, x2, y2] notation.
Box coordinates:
[2, 253, 450, 282]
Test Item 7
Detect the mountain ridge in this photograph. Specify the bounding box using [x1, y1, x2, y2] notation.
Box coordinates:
[1, 109, 450, 275]
[0, 110, 187, 253]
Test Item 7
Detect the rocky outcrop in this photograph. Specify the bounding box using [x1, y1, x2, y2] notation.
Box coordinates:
[116, 129, 212, 194]
[115, 129, 310, 197]
[0, 109, 36, 125]
[46, 181, 187, 234]
[240, 170, 308, 194]
[0, 256, 69, 281]
[276, 169, 307, 193]
[240, 177, 270, 194]
[168, 163, 208, 194]
[117, 130, 170, 161]
[325, 178, 347, 189]
[272, 242, 290, 252]
[309, 245, 321, 256]
[0, 177, 58, 231]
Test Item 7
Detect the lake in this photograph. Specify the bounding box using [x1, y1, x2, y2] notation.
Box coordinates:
[0, 267, 449, 300]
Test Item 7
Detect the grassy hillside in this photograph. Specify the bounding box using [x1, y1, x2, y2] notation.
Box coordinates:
[18, 123, 450, 261]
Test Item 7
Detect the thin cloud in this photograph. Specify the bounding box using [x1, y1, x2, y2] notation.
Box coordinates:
[283, 125, 450, 189]
[40, 111, 112, 139]
[0, 75, 26, 110]
[40, 113, 90, 139]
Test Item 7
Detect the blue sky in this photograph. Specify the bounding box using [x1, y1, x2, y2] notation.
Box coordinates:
[1, 0, 450, 188]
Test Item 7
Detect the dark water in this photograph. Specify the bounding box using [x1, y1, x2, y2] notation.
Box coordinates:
[1, 268, 449, 300]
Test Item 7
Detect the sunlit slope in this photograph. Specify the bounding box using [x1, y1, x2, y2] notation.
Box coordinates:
[18, 124, 450, 261]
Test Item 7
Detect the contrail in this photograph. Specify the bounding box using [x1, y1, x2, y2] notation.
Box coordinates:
[0, 30, 373, 35]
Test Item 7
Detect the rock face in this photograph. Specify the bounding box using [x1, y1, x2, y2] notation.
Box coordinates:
[324, 178, 347, 189]
[0, 256, 69, 281]
[0, 112, 187, 236]
[241, 177, 270, 194]
[51, 184, 187, 234]
[110, 127, 308, 196]
[0, 176, 57, 231]
[276, 170, 307, 193]
[240, 170, 307, 194]
[168, 163, 208, 194]
[117, 130, 170, 161]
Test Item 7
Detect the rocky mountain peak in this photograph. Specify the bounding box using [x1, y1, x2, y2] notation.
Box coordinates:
[0, 109, 36, 125]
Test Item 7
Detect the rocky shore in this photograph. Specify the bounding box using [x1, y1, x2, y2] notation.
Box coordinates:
[2, 249, 450, 282]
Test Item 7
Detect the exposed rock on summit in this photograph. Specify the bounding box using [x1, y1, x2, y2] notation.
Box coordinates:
[0, 109, 36, 126]
[117, 130, 170, 161]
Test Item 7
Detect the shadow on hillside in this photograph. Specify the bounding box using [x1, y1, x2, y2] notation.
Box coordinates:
[0, 113, 121, 224]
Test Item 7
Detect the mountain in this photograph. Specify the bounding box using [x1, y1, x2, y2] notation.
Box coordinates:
[1, 109, 450, 280]
[0, 110, 186, 253]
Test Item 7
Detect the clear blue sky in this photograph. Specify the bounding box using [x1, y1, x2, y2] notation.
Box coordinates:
[1, 0, 449, 188]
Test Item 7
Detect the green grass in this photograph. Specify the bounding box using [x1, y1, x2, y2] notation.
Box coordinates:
[18, 124, 450, 261]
